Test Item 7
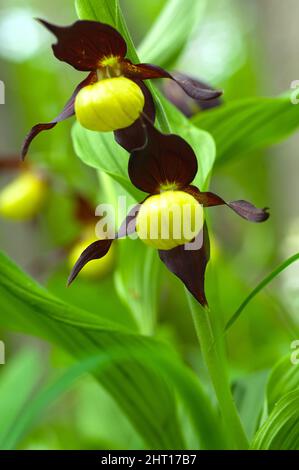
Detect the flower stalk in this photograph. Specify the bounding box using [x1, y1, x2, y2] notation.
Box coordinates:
[188, 294, 249, 450]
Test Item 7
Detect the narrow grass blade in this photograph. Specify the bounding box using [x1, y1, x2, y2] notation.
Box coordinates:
[226, 253, 299, 332]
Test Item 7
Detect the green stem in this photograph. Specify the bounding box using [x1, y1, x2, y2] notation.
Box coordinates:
[188, 296, 249, 450]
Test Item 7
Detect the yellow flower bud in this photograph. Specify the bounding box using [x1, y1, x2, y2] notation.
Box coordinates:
[136, 190, 204, 250]
[0, 172, 47, 221]
[75, 77, 145, 132]
[68, 237, 115, 280]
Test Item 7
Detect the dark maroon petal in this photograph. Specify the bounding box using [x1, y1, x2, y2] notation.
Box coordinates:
[128, 120, 198, 194]
[68, 239, 113, 285]
[38, 19, 127, 71]
[22, 123, 56, 161]
[123, 61, 168, 80]
[163, 73, 222, 117]
[194, 190, 270, 222]
[21, 72, 96, 160]
[123, 62, 222, 101]
[226, 200, 270, 222]
[170, 71, 223, 102]
[68, 204, 142, 285]
[159, 224, 210, 306]
[114, 81, 155, 152]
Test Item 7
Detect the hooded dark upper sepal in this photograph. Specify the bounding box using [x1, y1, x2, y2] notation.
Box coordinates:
[37, 19, 127, 71]
[128, 120, 198, 194]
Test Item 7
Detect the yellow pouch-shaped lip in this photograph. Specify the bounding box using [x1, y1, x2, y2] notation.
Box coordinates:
[136, 190, 204, 250]
[75, 77, 145, 132]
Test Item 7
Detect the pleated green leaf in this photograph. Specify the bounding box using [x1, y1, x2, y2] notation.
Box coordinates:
[115, 238, 160, 335]
[138, 0, 206, 67]
[0, 251, 223, 449]
[267, 355, 299, 414]
[192, 95, 299, 165]
[72, 124, 143, 201]
[1, 354, 138, 450]
[252, 391, 299, 450]
[0, 350, 43, 449]
[75, 0, 119, 25]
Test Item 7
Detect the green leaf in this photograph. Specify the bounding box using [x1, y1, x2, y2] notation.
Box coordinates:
[1, 354, 135, 450]
[0, 251, 222, 449]
[5, 350, 225, 450]
[0, 355, 104, 450]
[0, 252, 181, 448]
[267, 355, 299, 414]
[252, 391, 299, 450]
[47, 265, 139, 331]
[181, 125, 216, 190]
[72, 123, 143, 201]
[75, 0, 120, 28]
[0, 350, 43, 449]
[115, 238, 160, 335]
[192, 95, 299, 165]
[234, 371, 268, 440]
[138, 0, 206, 67]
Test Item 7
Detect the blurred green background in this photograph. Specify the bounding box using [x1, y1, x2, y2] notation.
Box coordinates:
[0, 0, 299, 450]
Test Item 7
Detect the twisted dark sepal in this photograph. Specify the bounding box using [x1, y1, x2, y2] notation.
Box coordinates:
[163, 72, 223, 117]
[192, 189, 270, 222]
[123, 62, 223, 101]
[128, 121, 198, 194]
[37, 19, 127, 71]
[67, 239, 113, 285]
[114, 81, 155, 152]
[68, 204, 141, 285]
[159, 224, 210, 306]
[227, 200, 270, 222]
[21, 72, 96, 160]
